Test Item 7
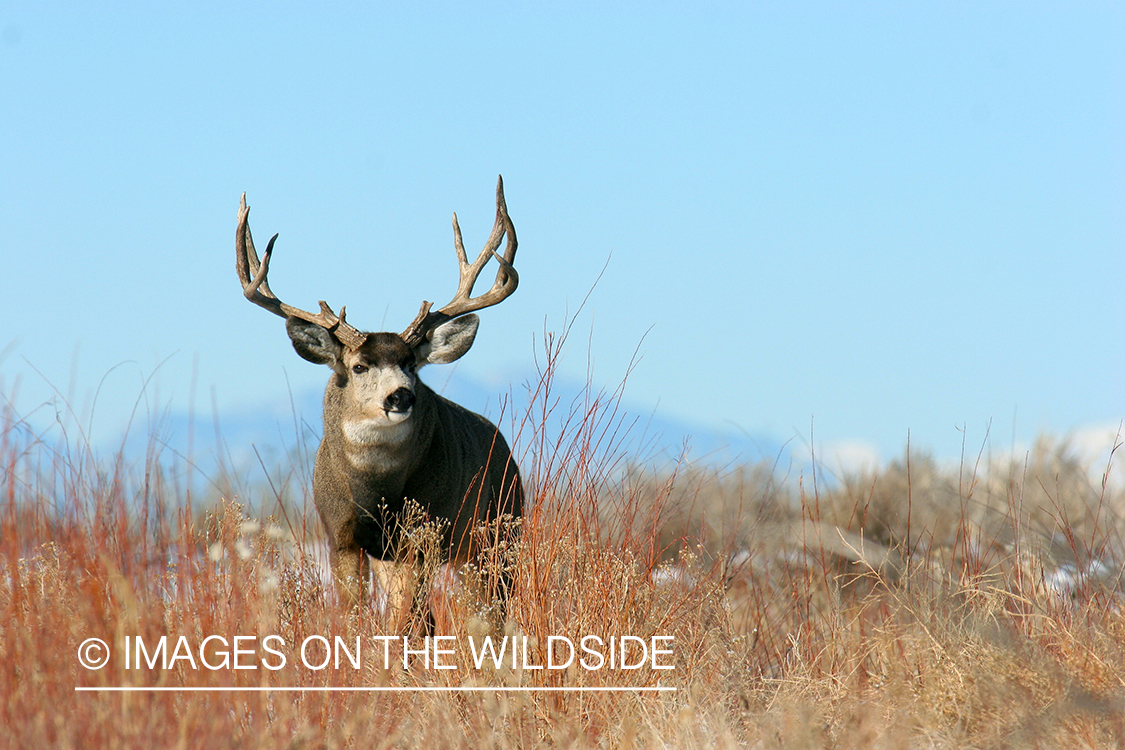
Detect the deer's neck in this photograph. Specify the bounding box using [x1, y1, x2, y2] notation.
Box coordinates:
[339, 418, 411, 471]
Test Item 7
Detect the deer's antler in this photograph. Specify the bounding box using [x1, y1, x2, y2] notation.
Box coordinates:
[236, 193, 367, 349]
[401, 176, 518, 347]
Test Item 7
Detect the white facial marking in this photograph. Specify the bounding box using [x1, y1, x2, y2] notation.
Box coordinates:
[346, 361, 415, 420]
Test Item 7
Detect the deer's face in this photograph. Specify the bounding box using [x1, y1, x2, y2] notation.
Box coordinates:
[340, 333, 418, 427]
[284, 315, 481, 441]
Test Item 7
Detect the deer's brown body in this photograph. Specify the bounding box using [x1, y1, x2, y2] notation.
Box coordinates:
[312, 348, 522, 608]
[235, 178, 523, 629]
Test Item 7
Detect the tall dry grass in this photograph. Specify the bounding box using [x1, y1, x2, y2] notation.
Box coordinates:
[2, 342, 1124, 747]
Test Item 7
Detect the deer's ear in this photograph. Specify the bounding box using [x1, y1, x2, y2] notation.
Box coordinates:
[416, 314, 479, 365]
[286, 317, 344, 367]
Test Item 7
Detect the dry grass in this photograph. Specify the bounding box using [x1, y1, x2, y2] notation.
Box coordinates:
[2, 345, 1124, 748]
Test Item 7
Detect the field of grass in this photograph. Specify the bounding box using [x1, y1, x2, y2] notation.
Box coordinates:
[2, 356, 1123, 748]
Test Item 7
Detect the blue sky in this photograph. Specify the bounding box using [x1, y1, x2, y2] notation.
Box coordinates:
[1, 2, 1122, 473]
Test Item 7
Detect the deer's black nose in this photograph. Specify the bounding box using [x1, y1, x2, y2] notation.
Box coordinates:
[384, 387, 415, 413]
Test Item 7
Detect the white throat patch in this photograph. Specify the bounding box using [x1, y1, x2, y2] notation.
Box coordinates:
[342, 418, 412, 447]
[342, 418, 413, 472]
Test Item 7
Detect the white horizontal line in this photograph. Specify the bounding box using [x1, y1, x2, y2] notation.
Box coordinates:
[75, 686, 676, 693]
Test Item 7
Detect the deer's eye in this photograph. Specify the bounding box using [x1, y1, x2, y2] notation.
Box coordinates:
[352, 364, 369, 375]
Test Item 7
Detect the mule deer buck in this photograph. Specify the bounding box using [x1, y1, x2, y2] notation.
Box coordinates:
[234, 177, 523, 631]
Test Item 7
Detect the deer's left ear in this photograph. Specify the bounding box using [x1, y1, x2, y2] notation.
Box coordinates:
[416, 314, 479, 365]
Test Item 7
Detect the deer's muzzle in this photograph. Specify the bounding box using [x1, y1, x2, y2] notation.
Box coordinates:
[384, 387, 415, 414]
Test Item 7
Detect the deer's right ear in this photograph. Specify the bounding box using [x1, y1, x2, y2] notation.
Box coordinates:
[286, 317, 343, 367]
[417, 314, 479, 365]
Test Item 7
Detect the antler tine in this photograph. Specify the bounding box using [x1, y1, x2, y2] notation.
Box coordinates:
[236, 193, 367, 349]
[401, 176, 519, 346]
[451, 175, 518, 308]
[236, 193, 267, 296]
